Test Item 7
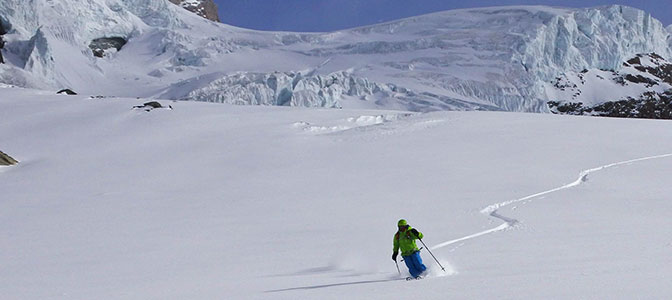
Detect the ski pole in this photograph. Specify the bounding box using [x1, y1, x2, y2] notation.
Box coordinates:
[394, 259, 401, 275]
[418, 239, 446, 272]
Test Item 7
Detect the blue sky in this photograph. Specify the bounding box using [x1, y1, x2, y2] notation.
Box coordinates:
[214, 0, 671, 32]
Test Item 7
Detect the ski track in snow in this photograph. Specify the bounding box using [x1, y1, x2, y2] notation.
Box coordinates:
[431, 153, 672, 251]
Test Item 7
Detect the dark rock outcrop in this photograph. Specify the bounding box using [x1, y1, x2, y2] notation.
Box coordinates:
[57, 89, 77, 95]
[169, 0, 220, 22]
[0, 15, 10, 35]
[0, 35, 4, 64]
[549, 53, 672, 119]
[623, 53, 672, 85]
[0, 17, 6, 64]
[89, 37, 127, 58]
[0, 150, 18, 166]
[133, 101, 172, 111]
[549, 91, 672, 119]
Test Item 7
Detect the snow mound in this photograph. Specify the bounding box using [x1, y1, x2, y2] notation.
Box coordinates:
[293, 113, 414, 133]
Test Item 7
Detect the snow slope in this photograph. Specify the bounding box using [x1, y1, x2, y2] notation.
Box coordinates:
[2, 87, 672, 299]
[0, 3, 670, 112]
[546, 53, 672, 107]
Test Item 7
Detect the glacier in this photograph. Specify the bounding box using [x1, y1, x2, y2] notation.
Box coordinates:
[158, 70, 499, 111]
[0, 2, 671, 112]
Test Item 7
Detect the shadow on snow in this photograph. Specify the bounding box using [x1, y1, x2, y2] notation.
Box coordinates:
[265, 277, 404, 293]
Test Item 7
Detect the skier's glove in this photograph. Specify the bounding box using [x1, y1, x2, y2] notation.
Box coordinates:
[392, 252, 398, 261]
[410, 228, 419, 237]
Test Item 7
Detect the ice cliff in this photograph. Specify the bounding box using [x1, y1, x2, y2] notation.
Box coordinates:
[0, 2, 670, 113]
[159, 70, 497, 111]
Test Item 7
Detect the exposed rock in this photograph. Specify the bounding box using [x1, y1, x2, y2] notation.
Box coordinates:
[89, 37, 127, 58]
[168, 0, 220, 22]
[0, 36, 4, 64]
[624, 74, 658, 87]
[548, 53, 672, 119]
[0, 18, 5, 64]
[0, 150, 18, 166]
[548, 91, 672, 119]
[57, 88, 77, 95]
[133, 101, 172, 111]
[0, 15, 10, 35]
[625, 53, 672, 85]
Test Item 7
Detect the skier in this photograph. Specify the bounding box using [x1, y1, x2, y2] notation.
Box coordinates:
[392, 219, 427, 279]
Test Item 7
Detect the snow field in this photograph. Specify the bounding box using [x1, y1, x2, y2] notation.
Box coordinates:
[1, 88, 672, 299]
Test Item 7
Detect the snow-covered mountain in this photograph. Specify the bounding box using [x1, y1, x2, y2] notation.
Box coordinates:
[168, 0, 220, 22]
[547, 53, 672, 118]
[0, 2, 671, 113]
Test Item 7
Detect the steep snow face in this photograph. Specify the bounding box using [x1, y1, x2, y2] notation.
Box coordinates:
[521, 6, 671, 80]
[0, 0, 193, 88]
[158, 71, 499, 111]
[0, 4, 670, 113]
[520, 6, 671, 109]
[160, 71, 370, 108]
[283, 6, 672, 112]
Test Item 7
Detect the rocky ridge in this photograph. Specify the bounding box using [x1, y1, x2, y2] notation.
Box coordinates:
[547, 53, 672, 119]
[169, 0, 220, 22]
[0, 150, 18, 165]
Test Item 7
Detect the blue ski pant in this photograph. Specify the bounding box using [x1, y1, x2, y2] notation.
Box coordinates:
[403, 251, 427, 277]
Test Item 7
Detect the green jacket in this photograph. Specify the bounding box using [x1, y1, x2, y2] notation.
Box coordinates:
[393, 227, 424, 256]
